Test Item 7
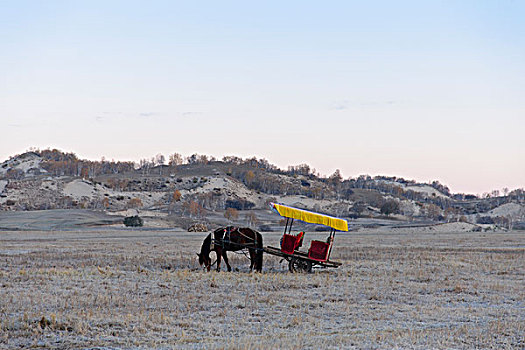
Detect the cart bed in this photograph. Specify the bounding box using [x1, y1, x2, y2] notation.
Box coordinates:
[264, 246, 342, 268]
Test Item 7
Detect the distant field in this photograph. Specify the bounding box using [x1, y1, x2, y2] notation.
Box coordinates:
[0, 229, 523, 349]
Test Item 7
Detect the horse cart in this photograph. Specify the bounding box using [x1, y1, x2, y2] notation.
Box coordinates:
[263, 202, 349, 273]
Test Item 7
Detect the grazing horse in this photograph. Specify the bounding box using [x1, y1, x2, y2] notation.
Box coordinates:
[197, 226, 263, 272]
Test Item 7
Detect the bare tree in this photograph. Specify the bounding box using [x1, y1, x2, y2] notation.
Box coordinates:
[245, 212, 259, 227]
[425, 203, 441, 221]
[244, 170, 255, 185]
[444, 207, 459, 222]
[188, 201, 205, 218]
[155, 154, 165, 175]
[155, 154, 165, 166]
[224, 208, 239, 222]
[127, 197, 143, 209]
[168, 153, 183, 166]
[172, 190, 182, 202]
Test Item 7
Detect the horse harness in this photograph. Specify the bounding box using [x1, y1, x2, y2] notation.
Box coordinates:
[212, 227, 257, 250]
[201, 226, 263, 272]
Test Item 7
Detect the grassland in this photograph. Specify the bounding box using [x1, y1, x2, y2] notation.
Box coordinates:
[0, 229, 523, 349]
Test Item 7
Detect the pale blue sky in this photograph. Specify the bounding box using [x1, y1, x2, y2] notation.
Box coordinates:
[1, 1, 524, 194]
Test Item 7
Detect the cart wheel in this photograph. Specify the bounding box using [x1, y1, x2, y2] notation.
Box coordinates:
[288, 258, 312, 273]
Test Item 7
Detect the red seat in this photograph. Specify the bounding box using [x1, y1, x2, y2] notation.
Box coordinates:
[308, 240, 330, 261]
[281, 232, 304, 254]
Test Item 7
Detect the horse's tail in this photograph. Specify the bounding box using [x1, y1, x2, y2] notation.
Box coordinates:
[255, 231, 263, 272]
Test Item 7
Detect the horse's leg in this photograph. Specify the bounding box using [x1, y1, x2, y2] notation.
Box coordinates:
[248, 248, 255, 272]
[215, 248, 222, 272]
[222, 250, 232, 272]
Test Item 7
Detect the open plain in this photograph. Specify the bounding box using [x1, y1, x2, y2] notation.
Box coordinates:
[1, 229, 523, 349]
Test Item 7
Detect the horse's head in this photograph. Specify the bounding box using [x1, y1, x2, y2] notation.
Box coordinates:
[197, 252, 211, 271]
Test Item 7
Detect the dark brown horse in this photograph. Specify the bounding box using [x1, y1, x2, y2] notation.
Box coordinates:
[197, 226, 263, 272]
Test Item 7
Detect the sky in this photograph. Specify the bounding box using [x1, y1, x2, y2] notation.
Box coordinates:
[0, 1, 524, 194]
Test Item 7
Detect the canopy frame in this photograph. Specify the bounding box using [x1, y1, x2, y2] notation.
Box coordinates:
[283, 217, 295, 234]
[270, 202, 348, 232]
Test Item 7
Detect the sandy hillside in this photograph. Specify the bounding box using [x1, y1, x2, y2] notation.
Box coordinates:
[273, 195, 337, 211]
[63, 179, 106, 199]
[405, 184, 448, 198]
[376, 179, 449, 198]
[181, 176, 266, 206]
[488, 202, 524, 217]
[62, 179, 166, 208]
[0, 152, 46, 175]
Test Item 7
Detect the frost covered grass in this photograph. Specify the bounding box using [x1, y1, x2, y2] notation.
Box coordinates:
[0, 230, 523, 349]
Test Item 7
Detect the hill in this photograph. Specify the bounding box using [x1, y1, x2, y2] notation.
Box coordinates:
[1, 149, 524, 231]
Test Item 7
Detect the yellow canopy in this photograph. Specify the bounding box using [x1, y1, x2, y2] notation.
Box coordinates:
[270, 202, 348, 232]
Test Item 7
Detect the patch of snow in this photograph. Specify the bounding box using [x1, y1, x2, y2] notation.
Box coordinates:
[404, 185, 448, 198]
[0, 180, 7, 193]
[106, 209, 167, 218]
[477, 224, 500, 231]
[435, 221, 479, 232]
[274, 195, 341, 212]
[107, 209, 140, 217]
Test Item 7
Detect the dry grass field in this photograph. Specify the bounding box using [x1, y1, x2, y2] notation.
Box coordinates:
[0, 229, 523, 349]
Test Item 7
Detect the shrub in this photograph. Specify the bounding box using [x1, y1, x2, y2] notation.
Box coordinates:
[225, 199, 255, 210]
[188, 223, 208, 232]
[127, 197, 143, 208]
[124, 216, 143, 227]
[380, 200, 399, 215]
[172, 190, 182, 202]
[258, 224, 272, 231]
[477, 216, 494, 224]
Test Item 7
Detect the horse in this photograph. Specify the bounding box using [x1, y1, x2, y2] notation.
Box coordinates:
[197, 226, 263, 272]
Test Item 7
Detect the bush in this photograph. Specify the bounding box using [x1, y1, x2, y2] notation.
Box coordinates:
[380, 200, 399, 215]
[124, 215, 143, 227]
[513, 222, 525, 230]
[342, 188, 354, 199]
[477, 216, 494, 224]
[258, 224, 272, 231]
[225, 199, 255, 210]
[127, 197, 143, 208]
[188, 223, 208, 232]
